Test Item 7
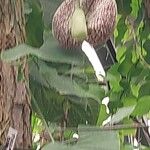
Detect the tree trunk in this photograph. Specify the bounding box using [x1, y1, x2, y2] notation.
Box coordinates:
[144, 0, 150, 19]
[0, 0, 32, 149]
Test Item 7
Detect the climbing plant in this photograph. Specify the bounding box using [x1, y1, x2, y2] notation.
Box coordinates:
[0, 0, 150, 149]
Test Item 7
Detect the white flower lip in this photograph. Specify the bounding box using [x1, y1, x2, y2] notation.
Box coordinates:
[81, 41, 106, 80]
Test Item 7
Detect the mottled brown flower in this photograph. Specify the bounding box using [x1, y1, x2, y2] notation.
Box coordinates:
[52, 0, 117, 49]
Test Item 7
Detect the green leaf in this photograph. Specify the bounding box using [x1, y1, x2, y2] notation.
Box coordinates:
[39, 0, 62, 28]
[25, 0, 44, 47]
[96, 104, 109, 126]
[24, 0, 32, 15]
[115, 16, 128, 45]
[109, 91, 122, 102]
[64, 129, 74, 140]
[116, 46, 127, 63]
[131, 0, 140, 19]
[140, 21, 150, 40]
[120, 128, 136, 137]
[118, 53, 133, 76]
[43, 143, 71, 150]
[122, 97, 137, 107]
[130, 84, 141, 98]
[30, 60, 104, 102]
[30, 77, 100, 126]
[1, 44, 40, 62]
[107, 64, 122, 92]
[39, 32, 83, 65]
[116, 0, 132, 15]
[1, 33, 83, 65]
[129, 67, 149, 85]
[43, 127, 120, 150]
[88, 84, 105, 102]
[30, 80, 64, 123]
[120, 144, 133, 150]
[77, 128, 120, 150]
[67, 98, 100, 126]
[132, 96, 150, 116]
[110, 106, 135, 124]
[143, 39, 150, 64]
[138, 81, 150, 98]
[1, 44, 36, 62]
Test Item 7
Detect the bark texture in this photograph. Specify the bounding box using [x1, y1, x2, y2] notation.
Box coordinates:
[144, 0, 150, 19]
[0, 0, 32, 149]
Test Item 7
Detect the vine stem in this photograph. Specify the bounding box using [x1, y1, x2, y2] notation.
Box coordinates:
[53, 124, 150, 132]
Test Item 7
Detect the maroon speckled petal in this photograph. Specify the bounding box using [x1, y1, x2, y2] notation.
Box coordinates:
[52, 0, 117, 49]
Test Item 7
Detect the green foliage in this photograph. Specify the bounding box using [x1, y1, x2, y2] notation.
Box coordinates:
[107, 0, 150, 120]
[43, 128, 119, 150]
[110, 106, 135, 124]
[29, 58, 104, 126]
[1, 33, 82, 65]
[96, 104, 109, 126]
[132, 96, 150, 116]
[25, 0, 44, 47]
[1, 0, 150, 149]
